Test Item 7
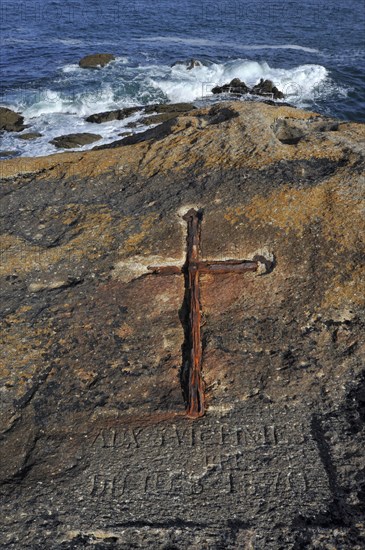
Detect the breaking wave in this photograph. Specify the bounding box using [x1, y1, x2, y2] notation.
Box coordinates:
[0, 57, 346, 158]
[148, 59, 330, 104]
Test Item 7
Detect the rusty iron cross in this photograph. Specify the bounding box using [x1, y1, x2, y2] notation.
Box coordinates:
[148, 209, 262, 419]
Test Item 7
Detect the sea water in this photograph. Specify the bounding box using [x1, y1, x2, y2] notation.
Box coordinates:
[1, 0, 364, 157]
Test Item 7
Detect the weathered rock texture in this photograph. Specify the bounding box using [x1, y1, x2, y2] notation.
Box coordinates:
[17, 132, 42, 141]
[50, 133, 102, 149]
[0, 102, 364, 549]
[0, 107, 26, 132]
[85, 103, 196, 125]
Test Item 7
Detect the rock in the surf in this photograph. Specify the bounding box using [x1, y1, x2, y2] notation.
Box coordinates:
[86, 103, 196, 125]
[78, 53, 115, 69]
[50, 133, 102, 149]
[0, 107, 26, 132]
[171, 58, 203, 70]
[17, 132, 43, 140]
[0, 150, 19, 158]
[85, 107, 143, 124]
[144, 103, 196, 114]
[212, 78, 285, 99]
[212, 78, 250, 95]
[251, 78, 285, 99]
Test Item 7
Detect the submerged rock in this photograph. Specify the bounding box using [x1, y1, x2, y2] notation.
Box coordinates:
[78, 53, 115, 69]
[50, 133, 102, 149]
[172, 58, 203, 70]
[0, 107, 26, 132]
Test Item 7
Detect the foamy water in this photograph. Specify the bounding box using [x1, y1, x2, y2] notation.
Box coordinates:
[0, 58, 342, 158]
[1, 0, 363, 158]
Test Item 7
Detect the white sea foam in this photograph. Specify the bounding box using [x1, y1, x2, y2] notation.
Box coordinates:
[1, 57, 345, 158]
[61, 64, 81, 73]
[137, 36, 320, 54]
[149, 59, 329, 104]
[53, 38, 85, 46]
[22, 86, 124, 118]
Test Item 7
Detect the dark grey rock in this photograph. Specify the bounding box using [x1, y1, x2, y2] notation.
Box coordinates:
[17, 132, 43, 140]
[172, 58, 203, 70]
[50, 133, 102, 149]
[0, 107, 26, 132]
[85, 107, 143, 124]
[0, 150, 20, 158]
[212, 78, 285, 100]
[207, 105, 240, 125]
[144, 103, 196, 114]
[94, 118, 177, 149]
[212, 78, 250, 95]
[252, 78, 285, 99]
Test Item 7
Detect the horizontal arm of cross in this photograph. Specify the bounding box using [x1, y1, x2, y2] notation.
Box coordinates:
[147, 260, 258, 276]
[198, 260, 258, 274]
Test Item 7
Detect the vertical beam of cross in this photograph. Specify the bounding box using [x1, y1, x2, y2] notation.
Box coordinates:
[148, 209, 261, 418]
[183, 209, 204, 418]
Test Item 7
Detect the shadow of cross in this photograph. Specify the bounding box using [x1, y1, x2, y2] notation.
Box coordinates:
[148, 209, 262, 419]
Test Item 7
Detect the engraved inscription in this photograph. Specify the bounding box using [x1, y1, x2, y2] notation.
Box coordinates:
[91, 421, 306, 451]
[89, 468, 310, 499]
[84, 408, 331, 524]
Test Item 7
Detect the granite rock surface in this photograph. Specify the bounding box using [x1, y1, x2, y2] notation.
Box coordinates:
[0, 101, 364, 549]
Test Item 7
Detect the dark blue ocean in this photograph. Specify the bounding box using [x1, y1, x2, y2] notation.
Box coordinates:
[1, 0, 364, 157]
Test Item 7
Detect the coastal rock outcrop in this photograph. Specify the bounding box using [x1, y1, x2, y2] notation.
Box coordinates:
[17, 132, 42, 140]
[50, 132, 102, 149]
[85, 107, 142, 124]
[212, 77, 285, 99]
[212, 78, 250, 95]
[85, 103, 196, 125]
[141, 103, 197, 125]
[0, 102, 364, 549]
[252, 78, 285, 99]
[78, 53, 115, 69]
[0, 107, 26, 132]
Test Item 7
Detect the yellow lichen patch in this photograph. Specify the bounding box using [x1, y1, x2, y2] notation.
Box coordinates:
[0, 146, 140, 181]
[119, 213, 159, 256]
[225, 179, 364, 250]
[322, 265, 365, 309]
[0, 234, 45, 276]
[0, 206, 116, 276]
[225, 187, 327, 234]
